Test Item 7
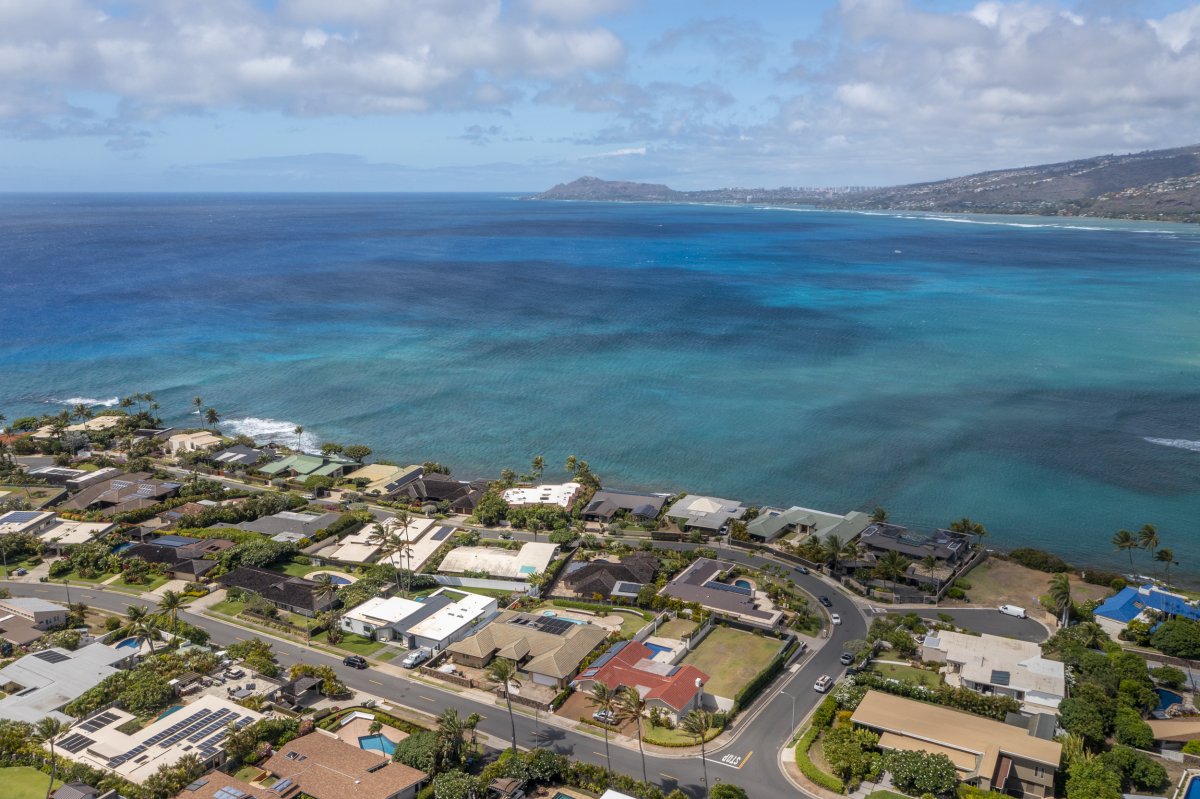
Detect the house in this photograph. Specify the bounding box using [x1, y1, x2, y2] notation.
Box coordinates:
[343, 463, 423, 497]
[1092, 583, 1200, 638]
[258, 454, 357, 481]
[501, 482, 583, 510]
[0, 597, 69, 647]
[561, 552, 658, 601]
[61, 472, 181, 516]
[32, 416, 123, 440]
[745, 506, 869, 543]
[0, 510, 58, 537]
[664, 494, 747, 533]
[167, 431, 223, 454]
[851, 690, 1061, 798]
[341, 589, 498, 651]
[38, 519, 116, 554]
[207, 444, 268, 469]
[59, 694, 264, 783]
[237, 511, 341, 539]
[572, 640, 708, 722]
[323, 516, 451, 573]
[0, 643, 131, 723]
[273, 675, 323, 708]
[25, 466, 89, 486]
[446, 610, 610, 688]
[121, 536, 235, 580]
[580, 490, 667, 525]
[921, 631, 1065, 714]
[262, 732, 426, 799]
[218, 567, 337, 617]
[438, 542, 558, 581]
[65, 467, 122, 492]
[858, 523, 973, 564]
[53, 782, 110, 799]
[660, 558, 783, 628]
[396, 476, 482, 509]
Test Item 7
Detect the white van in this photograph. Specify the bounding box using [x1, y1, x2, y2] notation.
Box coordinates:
[998, 604, 1027, 619]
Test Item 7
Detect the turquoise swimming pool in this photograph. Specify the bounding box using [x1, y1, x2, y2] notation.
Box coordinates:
[1184, 774, 1200, 799]
[359, 734, 397, 755]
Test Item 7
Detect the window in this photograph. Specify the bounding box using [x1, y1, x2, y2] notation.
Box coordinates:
[1033, 766, 1045, 777]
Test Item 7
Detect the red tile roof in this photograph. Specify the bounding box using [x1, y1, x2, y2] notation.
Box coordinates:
[581, 641, 708, 712]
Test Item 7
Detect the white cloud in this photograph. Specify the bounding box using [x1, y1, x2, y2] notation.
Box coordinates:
[581, 146, 646, 158]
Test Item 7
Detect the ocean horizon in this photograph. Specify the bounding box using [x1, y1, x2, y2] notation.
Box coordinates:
[2, 193, 1198, 581]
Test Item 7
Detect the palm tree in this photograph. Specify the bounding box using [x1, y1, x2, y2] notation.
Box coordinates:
[192, 396, 204, 416]
[1074, 621, 1105, 650]
[1156, 548, 1178, 587]
[367, 522, 412, 596]
[33, 717, 66, 799]
[869, 506, 888, 523]
[1112, 529, 1138, 570]
[309, 574, 337, 640]
[920, 554, 940, 586]
[485, 657, 521, 752]
[587, 681, 618, 774]
[205, 407, 220, 426]
[294, 425, 304, 452]
[615, 684, 649, 784]
[949, 517, 987, 548]
[1139, 523, 1160, 573]
[874, 550, 911, 594]
[1048, 572, 1072, 627]
[435, 708, 468, 773]
[71, 403, 93, 422]
[156, 590, 185, 647]
[681, 709, 714, 797]
[126, 604, 160, 654]
[823, 533, 856, 574]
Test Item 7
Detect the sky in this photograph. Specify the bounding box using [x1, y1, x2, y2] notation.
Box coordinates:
[3, 0, 1200, 191]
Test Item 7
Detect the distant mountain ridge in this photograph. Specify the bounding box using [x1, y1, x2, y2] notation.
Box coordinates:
[533, 144, 1200, 223]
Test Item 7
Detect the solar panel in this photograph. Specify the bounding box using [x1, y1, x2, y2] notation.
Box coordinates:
[0, 511, 43, 523]
[34, 650, 70, 664]
[430, 526, 454, 541]
[79, 710, 119, 732]
[185, 780, 210, 792]
[991, 670, 1011, 686]
[214, 786, 247, 799]
[271, 778, 293, 794]
[58, 734, 94, 753]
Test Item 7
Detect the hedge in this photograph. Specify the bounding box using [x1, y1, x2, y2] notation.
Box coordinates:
[795, 725, 844, 794]
[733, 638, 798, 712]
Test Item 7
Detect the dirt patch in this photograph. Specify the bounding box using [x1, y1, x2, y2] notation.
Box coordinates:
[945, 558, 1111, 610]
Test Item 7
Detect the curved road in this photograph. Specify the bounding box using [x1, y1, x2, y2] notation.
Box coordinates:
[5, 544, 867, 798]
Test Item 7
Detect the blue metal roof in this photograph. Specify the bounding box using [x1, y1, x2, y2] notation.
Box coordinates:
[1094, 585, 1200, 624]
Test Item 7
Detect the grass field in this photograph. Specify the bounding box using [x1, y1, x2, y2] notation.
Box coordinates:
[643, 723, 720, 746]
[312, 631, 383, 656]
[865, 791, 911, 799]
[870, 662, 943, 687]
[653, 616, 699, 639]
[276, 557, 320, 578]
[209, 599, 247, 616]
[679, 626, 783, 699]
[0, 766, 60, 799]
[945, 558, 1110, 610]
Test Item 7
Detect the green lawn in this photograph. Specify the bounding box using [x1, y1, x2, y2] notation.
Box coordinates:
[653, 616, 699, 639]
[209, 599, 247, 616]
[0, 766, 61, 799]
[276, 557, 319, 578]
[870, 662, 943, 688]
[112, 573, 169, 592]
[311, 631, 383, 656]
[866, 791, 912, 799]
[59, 569, 115, 584]
[0, 486, 64, 509]
[679, 626, 784, 699]
[643, 724, 720, 746]
[233, 766, 264, 783]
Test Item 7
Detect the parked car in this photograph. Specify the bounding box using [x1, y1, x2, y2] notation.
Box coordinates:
[839, 652, 855, 665]
[814, 675, 833, 693]
[998, 604, 1027, 619]
[592, 709, 618, 726]
[830, 613, 842, 625]
[498, 531, 513, 540]
[796, 565, 809, 575]
[12, 568, 27, 576]
[343, 655, 368, 669]
[401, 648, 431, 669]
[818, 595, 833, 608]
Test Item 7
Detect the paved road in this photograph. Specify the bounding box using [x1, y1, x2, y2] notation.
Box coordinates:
[879, 607, 1050, 642]
[6, 548, 865, 798]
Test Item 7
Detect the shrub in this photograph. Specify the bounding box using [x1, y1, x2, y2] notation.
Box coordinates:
[886, 750, 958, 797]
[794, 726, 844, 793]
[1099, 745, 1168, 793]
[945, 587, 967, 600]
[1151, 665, 1187, 689]
[1151, 619, 1200, 659]
[1007, 548, 1069, 573]
[1113, 706, 1154, 749]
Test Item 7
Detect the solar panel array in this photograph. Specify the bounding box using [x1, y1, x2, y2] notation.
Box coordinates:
[105, 706, 254, 769]
[430, 526, 454, 541]
[702, 580, 753, 597]
[79, 711, 119, 732]
[0, 511, 44, 523]
[213, 786, 247, 799]
[34, 650, 70, 664]
[58, 734, 95, 754]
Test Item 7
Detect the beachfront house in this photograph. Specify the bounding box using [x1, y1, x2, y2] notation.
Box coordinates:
[664, 494, 747, 533]
[501, 482, 583, 510]
[1092, 583, 1200, 638]
[580, 490, 667, 525]
[745, 505, 869, 543]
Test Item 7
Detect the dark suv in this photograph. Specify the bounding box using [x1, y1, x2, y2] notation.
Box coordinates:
[343, 655, 368, 669]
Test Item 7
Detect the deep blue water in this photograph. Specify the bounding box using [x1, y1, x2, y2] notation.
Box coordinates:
[2, 194, 1199, 577]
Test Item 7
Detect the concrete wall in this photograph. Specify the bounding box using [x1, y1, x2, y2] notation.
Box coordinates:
[432, 574, 529, 593]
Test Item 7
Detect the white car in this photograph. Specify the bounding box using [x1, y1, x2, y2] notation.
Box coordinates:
[814, 675, 833, 693]
[830, 613, 842, 625]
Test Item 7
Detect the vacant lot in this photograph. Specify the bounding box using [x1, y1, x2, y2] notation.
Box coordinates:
[679, 626, 782, 699]
[945, 558, 1110, 610]
[0, 767, 60, 799]
[654, 616, 699, 639]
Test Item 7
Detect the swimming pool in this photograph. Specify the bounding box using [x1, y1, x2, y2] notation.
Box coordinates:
[358, 734, 397, 755]
[1184, 774, 1200, 799]
[734, 579, 752, 589]
[116, 637, 139, 649]
[1156, 688, 1183, 710]
[157, 705, 183, 720]
[541, 610, 586, 625]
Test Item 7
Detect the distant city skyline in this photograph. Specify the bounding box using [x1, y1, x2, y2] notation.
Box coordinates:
[2, 0, 1199, 191]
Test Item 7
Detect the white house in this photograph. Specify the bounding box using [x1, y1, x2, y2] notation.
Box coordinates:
[502, 482, 583, 510]
[341, 588, 497, 651]
[921, 630, 1066, 714]
[437, 542, 558, 581]
[168, 431, 223, 454]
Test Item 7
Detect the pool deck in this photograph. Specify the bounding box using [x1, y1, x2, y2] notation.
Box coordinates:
[332, 716, 409, 750]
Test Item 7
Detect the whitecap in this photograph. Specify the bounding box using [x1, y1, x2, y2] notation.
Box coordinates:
[1144, 437, 1200, 453]
[52, 395, 120, 407]
[221, 416, 319, 452]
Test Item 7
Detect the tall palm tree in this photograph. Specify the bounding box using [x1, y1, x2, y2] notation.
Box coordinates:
[367, 523, 412, 596]
[192, 396, 204, 416]
[1112, 529, 1138, 570]
[126, 604, 160, 654]
[869, 506, 888, 523]
[823, 533, 856, 575]
[587, 681, 618, 775]
[1048, 572, 1072, 627]
[205, 407, 220, 426]
[485, 657, 521, 752]
[615, 684, 649, 784]
[294, 425, 304, 452]
[874, 550, 911, 594]
[949, 517, 987, 548]
[156, 590, 185, 647]
[33, 717, 66, 799]
[435, 708, 468, 773]
[1156, 548, 1177, 587]
[1139, 524, 1160, 574]
[309, 574, 337, 640]
[71, 403, 93, 422]
[920, 554, 940, 586]
[681, 709, 714, 798]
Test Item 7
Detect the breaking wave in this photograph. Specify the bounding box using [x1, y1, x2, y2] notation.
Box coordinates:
[221, 416, 319, 452]
[1144, 437, 1200, 453]
[52, 395, 120, 407]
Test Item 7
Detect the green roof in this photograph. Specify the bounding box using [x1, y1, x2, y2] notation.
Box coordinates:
[259, 453, 354, 477]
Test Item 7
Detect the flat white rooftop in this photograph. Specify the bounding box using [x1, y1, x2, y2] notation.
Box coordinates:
[406, 589, 496, 642]
[40, 519, 115, 547]
[502, 482, 582, 509]
[438, 542, 558, 580]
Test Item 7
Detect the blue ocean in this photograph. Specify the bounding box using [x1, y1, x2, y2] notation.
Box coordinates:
[2, 194, 1199, 577]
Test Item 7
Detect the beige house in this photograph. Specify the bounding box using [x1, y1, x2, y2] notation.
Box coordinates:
[445, 610, 609, 688]
[262, 732, 426, 799]
[851, 690, 1061, 798]
[921, 631, 1065, 714]
[168, 431, 223, 454]
[343, 463, 422, 496]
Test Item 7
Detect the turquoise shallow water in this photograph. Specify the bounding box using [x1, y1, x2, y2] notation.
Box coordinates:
[1, 195, 1198, 578]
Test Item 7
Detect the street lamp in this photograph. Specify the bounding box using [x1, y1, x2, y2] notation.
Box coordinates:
[782, 689, 798, 734]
